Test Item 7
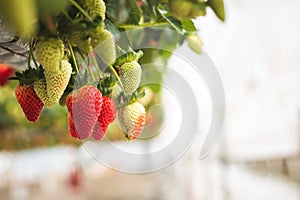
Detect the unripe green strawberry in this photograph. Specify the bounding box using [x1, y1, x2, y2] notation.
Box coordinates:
[35, 38, 65, 72]
[34, 78, 56, 108]
[207, 0, 225, 21]
[67, 86, 103, 139]
[68, 29, 93, 53]
[92, 96, 116, 140]
[93, 29, 116, 65]
[117, 102, 146, 140]
[119, 61, 142, 95]
[168, 0, 206, 19]
[82, 0, 106, 20]
[15, 84, 44, 122]
[44, 60, 72, 108]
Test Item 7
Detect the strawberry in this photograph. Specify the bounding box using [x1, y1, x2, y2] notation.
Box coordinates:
[0, 64, 15, 86]
[15, 84, 44, 122]
[82, 0, 106, 20]
[33, 78, 58, 108]
[67, 85, 103, 139]
[117, 101, 146, 140]
[119, 61, 142, 95]
[44, 60, 72, 108]
[69, 29, 93, 53]
[207, 0, 225, 21]
[66, 93, 73, 116]
[92, 96, 116, 140]
[68, 113, 78, 138]
[35, 38, 65, 72]
[168, 0, 206, 19]
[93, 29, 116, 65]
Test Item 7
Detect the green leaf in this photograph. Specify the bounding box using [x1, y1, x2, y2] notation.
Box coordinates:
[156, 8, 183, 33]
[125, 0, 143, 25]
[180, 19, 197, 33]
[104, 0, 142, 25]
[207, 0, 225, 21]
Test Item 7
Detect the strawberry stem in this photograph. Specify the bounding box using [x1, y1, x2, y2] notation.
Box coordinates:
[108, 65, 124, 91]
[118, 22, 169, 30]
[29, 39, 38, 68]
[68, 41, 79, 74]
[69, 0, 93, 22]
[27, 47, 31, 69]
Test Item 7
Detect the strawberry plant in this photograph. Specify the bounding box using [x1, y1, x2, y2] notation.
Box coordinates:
[0, 0, 225, 146]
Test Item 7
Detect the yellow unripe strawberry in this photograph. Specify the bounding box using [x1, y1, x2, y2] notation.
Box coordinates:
[93, 29, 116, 65]
[43, 60, 72, 107]
[35, 38, 65, 72]
[82, 0, 106, 20]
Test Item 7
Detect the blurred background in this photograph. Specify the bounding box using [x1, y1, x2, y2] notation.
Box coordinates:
[0, 0, 300, 199]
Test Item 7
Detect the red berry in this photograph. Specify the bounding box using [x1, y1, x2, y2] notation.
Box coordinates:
[68, 113, 78, 138]
[66, 93, 73, 115]
[0, 64, 14, 86]
[15, 84, 44, 122]
[67, 85, 103, 139]
[92, 96, 116, 140]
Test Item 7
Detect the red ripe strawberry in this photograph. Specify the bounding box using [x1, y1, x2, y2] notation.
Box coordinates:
[92, 96, 116, 140]
[67, 85, 102, 139]
[66, 93, 73, 115]
[117, 101, 146, 140]
[15, 84, 44, 122]
[0, 64, 14, 86]
[68, 113, 78, 138]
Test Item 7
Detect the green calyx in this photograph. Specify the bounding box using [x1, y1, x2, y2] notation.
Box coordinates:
[128, 89, 146, 105]
[97, 76, 116, 96]
[10, 66, 44, 85]
[113, 50, 143, 67]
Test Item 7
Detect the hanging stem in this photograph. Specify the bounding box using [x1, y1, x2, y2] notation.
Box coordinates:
[68, 41, 79, 74]
[69, 0, 93, 21]
[108, 65, 124, 91]
[27, 46, 31, 69]
[29, 39, 38, 68]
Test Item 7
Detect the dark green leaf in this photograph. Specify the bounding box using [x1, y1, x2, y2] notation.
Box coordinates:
[105, 0, 142, 25]
[125, 0, 143, 25]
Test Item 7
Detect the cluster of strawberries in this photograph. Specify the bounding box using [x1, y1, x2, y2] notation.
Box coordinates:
[66, 85, 116, 140]
[13, 37, 72, 122]
[3, 0, 147, 141]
